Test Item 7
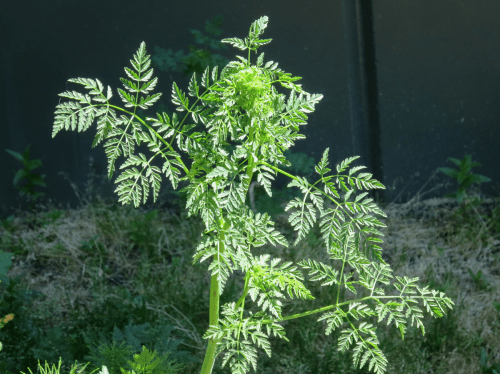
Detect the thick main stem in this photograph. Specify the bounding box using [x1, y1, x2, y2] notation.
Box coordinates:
[199, 115, 257, 374]
[199, 257, 221, 372]
[200, 118, 257, 374]
[200, 272, 219, 373]
[199, 218, 231, 374]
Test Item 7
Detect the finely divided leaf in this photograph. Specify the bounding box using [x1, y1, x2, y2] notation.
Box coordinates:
[255, 164, 276, 197]
[188, 72, 200, 98]
[284, 197, 317, 246]
[336, 156, 361, 173]
[171, 82, 189, 111]
[298, 259, 340, 287]
[221, 37, 247, 51]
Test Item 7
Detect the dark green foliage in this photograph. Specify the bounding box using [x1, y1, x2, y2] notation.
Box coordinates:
[480, 346, 500, 374]
[82, 321, 194, 374]
[438, 154, 491, 206]
[152, 15, 229, 83]
[119, 345, 182, 374]
[0, 259, 194, 374]
[126, 209, 162, 259]
[467, 268, 493, 292]
[0, 272, 46, 373]
[5, 144, 47, 211]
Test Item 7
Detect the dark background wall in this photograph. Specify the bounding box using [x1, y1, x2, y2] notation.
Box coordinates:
[1, 0, 499, 219]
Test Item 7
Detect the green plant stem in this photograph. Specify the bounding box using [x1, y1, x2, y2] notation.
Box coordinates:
[254, 294, 440, 326]
[336, 249, 348, 306]
[200, 217, 231, 374]
[200, 262, 222, 374]
[235, 272, 250, 311]
[200, 111, 258, 374]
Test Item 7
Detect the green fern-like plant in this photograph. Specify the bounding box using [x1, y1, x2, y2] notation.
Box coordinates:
[52, 16, 454, 374]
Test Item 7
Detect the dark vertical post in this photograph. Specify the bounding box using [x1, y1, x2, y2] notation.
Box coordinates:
[341, 0, 385, 206]
[3, 48, 28, 152]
